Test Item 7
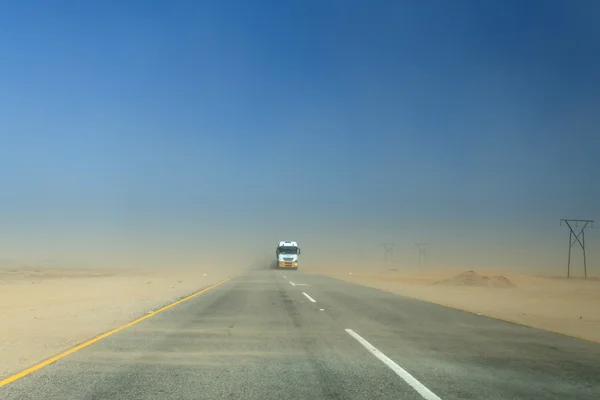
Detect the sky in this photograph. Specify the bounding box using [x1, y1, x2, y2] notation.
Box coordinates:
[0, 1, 599, 271]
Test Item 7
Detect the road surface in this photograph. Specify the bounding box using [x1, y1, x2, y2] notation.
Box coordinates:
[2, 269, 600, 399]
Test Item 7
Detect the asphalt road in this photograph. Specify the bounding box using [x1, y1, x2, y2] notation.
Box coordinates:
[2, 269, 600, 399]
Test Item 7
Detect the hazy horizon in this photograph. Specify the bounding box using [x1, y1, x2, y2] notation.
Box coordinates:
[0, 1, 598, 276]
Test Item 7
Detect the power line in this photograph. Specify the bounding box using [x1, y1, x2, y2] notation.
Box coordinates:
[560, 219, 594, 279]
[381, 243, 395, 264]
[415, 243, 429, 267]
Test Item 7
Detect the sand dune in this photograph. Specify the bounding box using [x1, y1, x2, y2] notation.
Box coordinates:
[0, 267, 236, 380]
[308, 266, 600, 343]
[434, 270, 515, 288]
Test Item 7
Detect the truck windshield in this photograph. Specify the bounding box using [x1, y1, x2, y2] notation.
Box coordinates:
[278, 247, 298, 255]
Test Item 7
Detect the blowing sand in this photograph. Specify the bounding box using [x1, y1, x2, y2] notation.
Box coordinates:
[0, 266, 236, 380]
[308, 266, 600, 343]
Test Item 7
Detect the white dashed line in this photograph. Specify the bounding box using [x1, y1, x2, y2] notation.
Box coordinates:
[319, 308, 324, 311]
[283, 275, 287, 279]
[289, 281, 296, 287]
[345, 329, 442, 400]
[302, 292, 316, 303]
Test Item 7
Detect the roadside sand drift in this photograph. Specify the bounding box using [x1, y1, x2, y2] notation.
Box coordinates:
[308, 265, 600, 343]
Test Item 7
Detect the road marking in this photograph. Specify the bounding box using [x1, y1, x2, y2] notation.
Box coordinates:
[283, 275, 287, 279]
[0, 279, 232, 388]
[319, 308, 324, 311]
[345, 329, 442, 400]
[302, 292, 316, 303]
[289, 280, 310, 287]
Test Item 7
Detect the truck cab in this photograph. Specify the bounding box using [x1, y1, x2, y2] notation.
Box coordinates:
[276, 241, 300, 270]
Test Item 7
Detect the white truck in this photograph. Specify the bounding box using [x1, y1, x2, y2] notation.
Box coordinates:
[275, 241, 301, 270]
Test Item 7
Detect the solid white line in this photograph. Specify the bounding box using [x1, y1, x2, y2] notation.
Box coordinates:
[345, 329, 442, 400]
[302, 292, 316, 303]
[289, 281, 296, 287]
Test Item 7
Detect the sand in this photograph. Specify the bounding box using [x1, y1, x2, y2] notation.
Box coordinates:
[0, 266, 236, 380]
[307, 266, 600, 343]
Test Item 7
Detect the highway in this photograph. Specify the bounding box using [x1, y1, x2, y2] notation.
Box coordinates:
[2, 269, 600, 399]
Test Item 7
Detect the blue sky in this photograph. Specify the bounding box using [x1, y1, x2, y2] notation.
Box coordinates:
[0, 1, 598, 269]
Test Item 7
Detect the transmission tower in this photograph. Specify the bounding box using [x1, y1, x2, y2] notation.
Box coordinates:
[382, 243, 395, 264]
[560, 219, 594, 279]
[415, 243, 429, 267]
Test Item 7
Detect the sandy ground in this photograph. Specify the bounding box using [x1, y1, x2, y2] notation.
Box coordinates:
[0, 266, 238, 380]
[306, 266, 600, 343]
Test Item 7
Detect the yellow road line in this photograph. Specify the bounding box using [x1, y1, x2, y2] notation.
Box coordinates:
[0, 278, 232, 387]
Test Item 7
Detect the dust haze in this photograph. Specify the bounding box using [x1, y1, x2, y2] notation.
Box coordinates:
[1, 213, 598, 380]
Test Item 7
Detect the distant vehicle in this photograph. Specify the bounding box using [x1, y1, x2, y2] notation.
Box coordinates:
[276, 241, 300, 270]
